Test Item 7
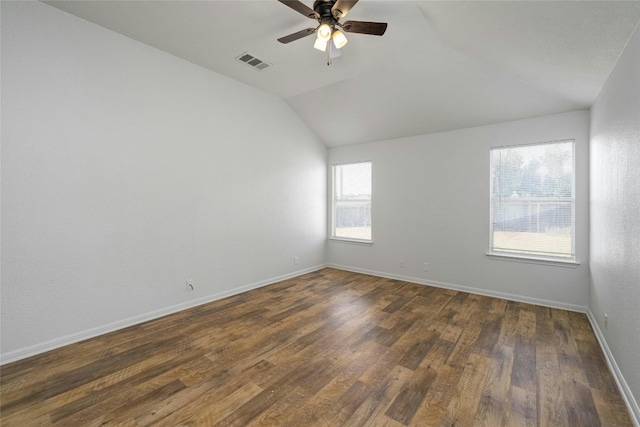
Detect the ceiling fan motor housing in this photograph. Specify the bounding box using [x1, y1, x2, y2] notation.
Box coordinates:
[314, 0, 339, 20]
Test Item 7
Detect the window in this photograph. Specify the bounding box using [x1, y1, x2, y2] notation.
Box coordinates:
[490, 140, 575, 261]
[331, 162, 372, 242]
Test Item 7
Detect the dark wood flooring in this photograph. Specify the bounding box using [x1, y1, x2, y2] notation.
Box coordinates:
[0, 268, 633, 426]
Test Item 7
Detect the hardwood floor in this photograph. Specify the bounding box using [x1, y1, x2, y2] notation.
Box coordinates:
[0, 268, 632, 426]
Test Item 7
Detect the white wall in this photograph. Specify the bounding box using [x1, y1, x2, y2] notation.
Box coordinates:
[589, 23, 640, 423]
[0, 2, 327, 361]
[328, 110, 590, 310]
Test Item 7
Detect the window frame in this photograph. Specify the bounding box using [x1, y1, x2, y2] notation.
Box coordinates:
[488, 139, 578, 265]
[329, 161, 373, 244]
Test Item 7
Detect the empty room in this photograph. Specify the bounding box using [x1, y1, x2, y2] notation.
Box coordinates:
[1, 1, 639, 426]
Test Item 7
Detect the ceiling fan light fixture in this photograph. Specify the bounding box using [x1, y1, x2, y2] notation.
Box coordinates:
[317, 23, 332, 42]
[328, 39, 343, 59]
[314, 37, 328, 52]
[332, 29, 348, 49]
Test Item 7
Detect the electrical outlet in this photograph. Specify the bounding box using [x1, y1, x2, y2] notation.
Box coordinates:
[604, 313, 608, 330]
[294, 256, 299, 265]
[423, 262, 429, 272]
[186, 280, 194, 291]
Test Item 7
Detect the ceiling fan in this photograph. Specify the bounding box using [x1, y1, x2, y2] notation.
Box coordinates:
[277, 0, 387, 61]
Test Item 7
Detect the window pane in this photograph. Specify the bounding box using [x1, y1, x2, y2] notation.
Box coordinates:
[333, 162, 371, 241]
[490, 141, 574, 259]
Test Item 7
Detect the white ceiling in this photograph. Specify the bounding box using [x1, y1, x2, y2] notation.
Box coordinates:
[44, 0, 640, 147]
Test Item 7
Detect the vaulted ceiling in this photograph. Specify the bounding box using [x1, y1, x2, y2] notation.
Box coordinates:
[45, 1, 640, 147]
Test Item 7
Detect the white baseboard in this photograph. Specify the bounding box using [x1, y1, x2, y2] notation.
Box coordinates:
[0, 265, 327, 366]
[586, 309, 640, 427]
[328, 264, 587, 313]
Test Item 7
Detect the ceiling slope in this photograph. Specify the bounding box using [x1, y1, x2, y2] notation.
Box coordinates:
[44, 1, 640, 147]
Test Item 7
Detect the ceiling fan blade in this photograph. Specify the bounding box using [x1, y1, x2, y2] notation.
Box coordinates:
[331, 0, 359, 19]
[277, 0, 318, 19]
[277, 28, 316, 44]
[341, 20, 388, 36]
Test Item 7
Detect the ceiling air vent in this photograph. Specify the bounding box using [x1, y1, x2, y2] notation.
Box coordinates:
[235, 53, 272, 71]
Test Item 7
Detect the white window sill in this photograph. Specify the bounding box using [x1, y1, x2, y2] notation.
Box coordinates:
[329, 237, 374, 245]
[486, 252, 580, 268]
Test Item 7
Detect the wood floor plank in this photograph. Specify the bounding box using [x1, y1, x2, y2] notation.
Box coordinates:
[474, 313, 503, 355]
[591, 388, 635, 427]
[536, 312, 569, 427]
[566, 380, 602, 427]
[511, 334, 537, 391]
[318, 380, 371, 426]
[397, 331, 437, 370]
[1, 345, 201, 426]
[353, 365, 414, 427]
[505, 385, 538, 427]
[185, 381, 265, 426]
[473, 345, 514, 427]
[384, 367, 437, 425]
[440, 352, 492, 426]
[0, 268, 633, 426]
[576, 338, 620, 394]
[278, 340, 388, 426]
[88, 378, 187, 426]
[410, 363, 464, 426]
[245, 385, 311, 427]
